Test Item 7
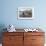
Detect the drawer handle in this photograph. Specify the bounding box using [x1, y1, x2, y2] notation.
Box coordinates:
[9, 38, 13, 40]
[32, 39, 36, 40]
[9, 38, 12, 40]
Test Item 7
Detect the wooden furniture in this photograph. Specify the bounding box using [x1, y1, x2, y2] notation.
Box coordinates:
[24, 32, 45, 46]
[2, 32, 45, 46]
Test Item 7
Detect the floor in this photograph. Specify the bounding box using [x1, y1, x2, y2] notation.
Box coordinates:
[0, 44, 2, 46]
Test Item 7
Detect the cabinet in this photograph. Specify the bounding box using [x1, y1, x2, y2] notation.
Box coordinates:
[2, 32, 45, 46]
[24, 32, 45, 46]
[2, 32, 24, 46]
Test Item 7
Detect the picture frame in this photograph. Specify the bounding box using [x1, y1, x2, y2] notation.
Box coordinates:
[18, 7, 34, 19]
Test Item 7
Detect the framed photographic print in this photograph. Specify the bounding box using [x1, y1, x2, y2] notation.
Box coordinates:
[18, 7, 34, 19]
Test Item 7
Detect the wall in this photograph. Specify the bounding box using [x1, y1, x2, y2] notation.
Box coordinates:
[0, 0, 46, 30]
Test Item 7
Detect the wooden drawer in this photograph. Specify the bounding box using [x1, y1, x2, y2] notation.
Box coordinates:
[32, 36, 45, 44]
[3, 43, 23, 46]
[3, 36, 23, 46]
[32, 44, 44, 46]
[3, 32, 23, 36]
[24, 35, 44, 44]
[24, 32, 44, 36]
[3, 36, 23, 44]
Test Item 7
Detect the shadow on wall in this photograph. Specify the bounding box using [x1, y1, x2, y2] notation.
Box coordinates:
[0, 24, 7, 43]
